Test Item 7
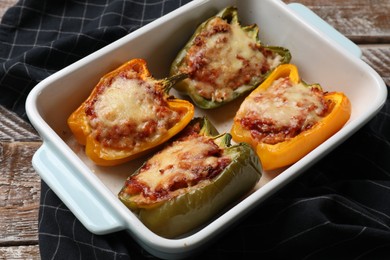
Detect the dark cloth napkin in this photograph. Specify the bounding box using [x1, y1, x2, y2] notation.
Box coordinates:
[1, 0, 390, 259]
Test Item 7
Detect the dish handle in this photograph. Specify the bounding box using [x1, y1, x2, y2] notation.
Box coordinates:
[287, 3, 362, 58]
[33, 143, 125, 235]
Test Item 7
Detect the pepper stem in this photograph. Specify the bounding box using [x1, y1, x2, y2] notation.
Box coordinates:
[211, 133, 232, 148]
[161, 73, 188, 93]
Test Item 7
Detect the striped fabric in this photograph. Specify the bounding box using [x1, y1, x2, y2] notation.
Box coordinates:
[1, 0, 390, 259]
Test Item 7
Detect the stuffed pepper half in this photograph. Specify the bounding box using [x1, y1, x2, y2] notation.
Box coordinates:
[170, 6, 291, 109]
[231, 64, 351, 170]
[118, 117, 262, 238]
[67, 58, 194, 166]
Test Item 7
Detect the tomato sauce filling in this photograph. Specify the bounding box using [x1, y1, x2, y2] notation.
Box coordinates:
[237, 77, 331, 144]
[85, 67, 183, 150]
[123, 131, 232, 203]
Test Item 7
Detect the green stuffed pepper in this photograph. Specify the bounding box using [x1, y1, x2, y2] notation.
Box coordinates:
[118, 117, 262, 238]
[170, 6, 291, 109]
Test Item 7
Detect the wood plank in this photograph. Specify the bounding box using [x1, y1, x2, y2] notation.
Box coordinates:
[0, 0, 18, 21]
[0, 106, 40, 142]
[284, 0, 390, 43]
[361, 45, 390, 86]
[0, 142, 41, 245]
[0, 1, 41, 259]
[0, 245, 40, 259]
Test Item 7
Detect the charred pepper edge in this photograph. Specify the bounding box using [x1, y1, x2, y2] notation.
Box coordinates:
[118, 117, 262, 238]
[230, 64, 352, 170]
[169, 6, 291, 109]
[67, 58, 195, 166]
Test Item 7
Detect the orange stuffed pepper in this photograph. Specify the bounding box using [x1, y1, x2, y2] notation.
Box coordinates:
[68, 58, 194, 166]
[231, 64, 351, 170]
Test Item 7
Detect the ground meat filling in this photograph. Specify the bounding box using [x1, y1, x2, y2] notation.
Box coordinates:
[85, 68, 182, 150]
[236, 77, 330, 145]
[123, 134, 232, 204]
[180, 16, 282, 102]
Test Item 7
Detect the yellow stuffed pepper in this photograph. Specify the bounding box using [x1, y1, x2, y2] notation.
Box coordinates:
[68, 58, 194, 166]
[231, 64, 351, 170]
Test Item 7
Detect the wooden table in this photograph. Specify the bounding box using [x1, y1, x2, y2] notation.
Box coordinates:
[0, 0, 389, 258]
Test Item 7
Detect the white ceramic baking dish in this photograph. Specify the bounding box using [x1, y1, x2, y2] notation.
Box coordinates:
[26, 0, 387, 259]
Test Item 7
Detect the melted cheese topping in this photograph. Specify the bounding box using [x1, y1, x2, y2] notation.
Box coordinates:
[137, 137, 218, 190]
[93, 77, 156, 127]
[87, 76, 181, 149]
[125, 135, 232, 204]
[181, 17, 283, 102]
[236, 77, 328, 144]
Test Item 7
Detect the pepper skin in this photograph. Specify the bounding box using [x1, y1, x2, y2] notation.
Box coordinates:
[169, 6, 291, 109]
[231, 64, 351, 171]
[118, 117, 262, 238]
[67, 59, 194, 166]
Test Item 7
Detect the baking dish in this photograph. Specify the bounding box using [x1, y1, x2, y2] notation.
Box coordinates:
[25, 0, 387, 259]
